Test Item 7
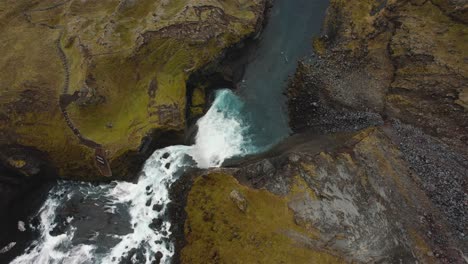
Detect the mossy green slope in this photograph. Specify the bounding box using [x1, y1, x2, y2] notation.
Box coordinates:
[0, 0, 266, 180]
[182, 172, 343, 264]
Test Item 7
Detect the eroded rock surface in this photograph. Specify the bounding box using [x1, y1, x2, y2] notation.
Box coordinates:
[177, 0, 467, 263]
[181, 128, 467, 263]
[293, 0, 468, 156]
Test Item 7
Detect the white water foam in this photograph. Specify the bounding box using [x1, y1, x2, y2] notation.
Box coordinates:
[191, 89, 252, 168]
[11, 89, 255, 264]
[11, 187, 96, 264]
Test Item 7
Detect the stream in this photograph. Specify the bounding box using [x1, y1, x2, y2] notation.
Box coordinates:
[6, 0, 328, 263]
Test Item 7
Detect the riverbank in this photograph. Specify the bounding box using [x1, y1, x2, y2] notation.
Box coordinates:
[172, 0, 468, 262]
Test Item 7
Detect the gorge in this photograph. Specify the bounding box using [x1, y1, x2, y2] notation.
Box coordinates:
[1, 0, 467, 263]
[2, 0, 329, 263]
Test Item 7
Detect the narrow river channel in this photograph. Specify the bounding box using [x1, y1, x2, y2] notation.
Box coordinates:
[8, 0, 328, 263]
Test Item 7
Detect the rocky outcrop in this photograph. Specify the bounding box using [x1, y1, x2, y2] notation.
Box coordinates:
[176, 0, 468, 263]
[180, 171, 344, 263]
[292, 0, 468, 156]
[0, 0, 267, 181]
[287, 0, 467, 251]
[179, 128, 467, 263]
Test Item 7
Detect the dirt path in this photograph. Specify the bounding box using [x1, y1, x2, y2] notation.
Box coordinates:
[55, 28, 112, 177]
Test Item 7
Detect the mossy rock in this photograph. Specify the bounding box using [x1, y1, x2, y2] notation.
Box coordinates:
[181, 128, 467, 263]
[182, 172, 343, 264]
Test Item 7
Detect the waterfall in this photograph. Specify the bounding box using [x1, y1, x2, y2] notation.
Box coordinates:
[11, 89, 256, 264]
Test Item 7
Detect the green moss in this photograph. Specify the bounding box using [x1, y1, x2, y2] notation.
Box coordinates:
[7, 158, 26, 169]
[398, 1, 468, 75]
[0, 10, 99, 178]
[312, 37, 326, 55]
[182, 173, 343, 264]
[64, 35, 87, 94]
[158, 0, 189, 21]
[115, 0, 156, 19]
[66, 54, 150, 153]
[191, 86, 206, 107]
[68, 0, 116, 17]
[189, 106, 204, 117]
[0, 0, 264, 179]
[327, 0, 379, 54]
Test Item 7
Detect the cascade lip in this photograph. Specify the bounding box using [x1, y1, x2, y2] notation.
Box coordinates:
[1, 7, 271, 261]
[222, 131, 356, 168]
[2, 0, 334, 262]
[6, 89, 256, 264]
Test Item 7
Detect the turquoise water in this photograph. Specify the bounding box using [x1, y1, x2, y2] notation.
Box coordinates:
[6, 1, 330, 263]
[238, 0, 329, 149]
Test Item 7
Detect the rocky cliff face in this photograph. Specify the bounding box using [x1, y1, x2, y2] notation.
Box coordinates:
[293, 0, 468, 154]
[176, 0, 468, 263]
[0, 0, 266, 181]
[179, 127, 466, 263]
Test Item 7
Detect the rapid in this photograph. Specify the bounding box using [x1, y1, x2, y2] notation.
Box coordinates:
[10, 90, 256, 264]
[6, 0, 328, 263]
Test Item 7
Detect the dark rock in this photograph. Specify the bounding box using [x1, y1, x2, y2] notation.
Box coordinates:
[287, 62, 384, 134]
[0, 160, 54, 264]
[152, 203, 163, 212]
[153, 251, 163, 264]
[149, 218, 163, 231]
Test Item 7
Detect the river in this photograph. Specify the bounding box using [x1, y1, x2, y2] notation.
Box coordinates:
[6, 0, 328, 263]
